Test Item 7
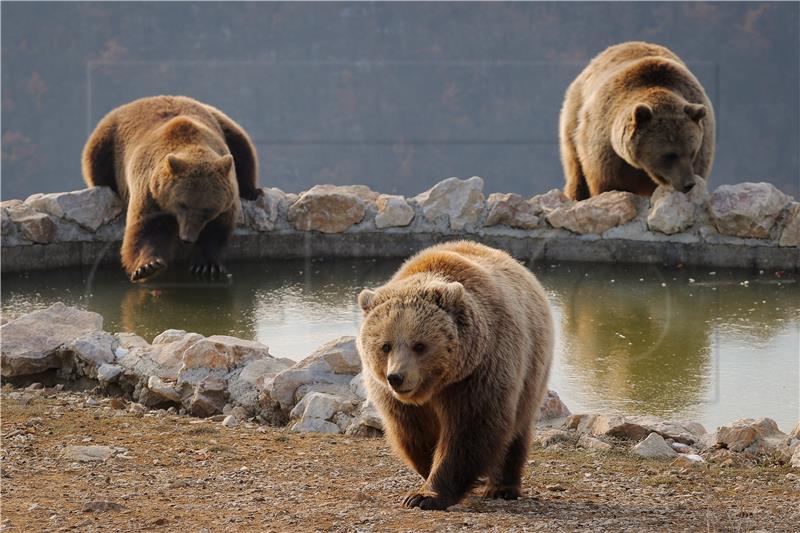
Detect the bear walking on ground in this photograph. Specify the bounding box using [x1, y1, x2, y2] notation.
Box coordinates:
[559, 41, 715, 200]
[82, 95, 260, 282]
[357, 241, 554, 510]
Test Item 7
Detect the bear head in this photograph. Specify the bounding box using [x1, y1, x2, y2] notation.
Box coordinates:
[152, 152, 238, 242]
[618, 89, 707, 193]
[357, 279, 466, 405]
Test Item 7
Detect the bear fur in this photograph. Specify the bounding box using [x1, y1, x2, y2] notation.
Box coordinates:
[357, 241, 554, 510]
[82, 95, 260, 281]
[559, 41, 715, 200]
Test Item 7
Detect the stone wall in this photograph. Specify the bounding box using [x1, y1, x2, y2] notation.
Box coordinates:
[2, 177, 798, 273]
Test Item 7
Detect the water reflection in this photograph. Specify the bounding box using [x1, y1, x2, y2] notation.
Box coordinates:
[2, 258, 798, 429]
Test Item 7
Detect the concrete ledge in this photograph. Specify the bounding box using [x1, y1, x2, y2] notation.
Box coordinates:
[3, 231, 798, 273]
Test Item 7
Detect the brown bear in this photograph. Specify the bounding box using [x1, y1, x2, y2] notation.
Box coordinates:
[357, 241, 554, 510]
[82, 95, 260, 282]
[559, 41, 715, 200]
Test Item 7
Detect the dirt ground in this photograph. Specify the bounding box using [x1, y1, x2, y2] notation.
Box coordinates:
[1, 388, 798, 533]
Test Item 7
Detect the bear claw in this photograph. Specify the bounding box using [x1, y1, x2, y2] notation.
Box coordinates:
[189, 262, 229, 279]
[402, 491, 450, 511]
[482, 485, 521, 500]
[131, 258, 166, 282]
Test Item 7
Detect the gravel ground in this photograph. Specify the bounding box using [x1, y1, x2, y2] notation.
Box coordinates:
[2, 387, 799, 532]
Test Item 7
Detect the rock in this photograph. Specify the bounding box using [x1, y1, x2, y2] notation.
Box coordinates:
[565, 414, 704, 445]
[187, 383, 227, 417]
[288, 184, 370, 233]
[578, 434, 612, 451]
[240, 188, 286, 231]
[374, 194, 414, 228]
[349, 373, 367, 400]
[62, 445, 114, 462]
[267, 336, 361, 411]
[779, 202, 800, 247]
[346, 400, 383, 435]
[529, 189, 572, 214]
[790, 422, 800, 440]
[708, 182, 791, 238]
[534, 429, 575, 448]
[631, 432, 678, 459]
[289, 391, 357, 422]
[547, 191, 638, 234]
[715, 417, 787, 453]
[413, 176, 485, 230]
[1, 303, 104, 377]
[539, 390, 571, 421]
[96, 363, 123, 382]
[291, 417, 341, 434]
[484, 193, 540, 229]
[179, 335, 270, 374]
[672, 454, 705, 468]
[146, 376, 182, 403]
[152, 329, 188, 345]
[6, 204, 57, 243]
[221, 415, 238, 428]
[647, 177, 707, 234]
[128, 402, 147, 414]
[82, 501, 124, 513]
[25, 187, 123, 231]
[227, 357, 294, 411]
[791, 447, 800, 469]
[68, 331, 117, 377]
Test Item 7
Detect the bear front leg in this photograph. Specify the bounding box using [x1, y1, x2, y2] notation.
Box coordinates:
[190, 209, 234, 278]
[121, 207, 178, 282]
[403, 393, 510, 510]
[377, 396, 439, 479]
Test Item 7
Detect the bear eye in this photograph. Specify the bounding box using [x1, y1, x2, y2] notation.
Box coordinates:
[413, 342, 426, 354]
[381, 342, 392, 353]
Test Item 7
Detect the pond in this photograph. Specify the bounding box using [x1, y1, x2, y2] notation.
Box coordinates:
[2, 257, 798, 432]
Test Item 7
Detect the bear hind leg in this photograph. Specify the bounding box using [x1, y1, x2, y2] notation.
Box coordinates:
[482, 427, 531, 500]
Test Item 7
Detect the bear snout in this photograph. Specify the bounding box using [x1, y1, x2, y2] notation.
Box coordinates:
[387, 373, 405, 390]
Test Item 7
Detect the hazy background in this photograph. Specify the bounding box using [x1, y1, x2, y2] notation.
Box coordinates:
[2, 1, 798, 200]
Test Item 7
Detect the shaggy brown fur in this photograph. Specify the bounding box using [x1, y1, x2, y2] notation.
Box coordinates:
[82, 95, 260, 282]
[357, 241, 554, 510]
[560, 41, 715, 200]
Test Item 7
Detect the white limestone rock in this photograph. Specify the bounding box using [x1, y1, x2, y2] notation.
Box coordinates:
[647, 177, 708, 235]
[547, 191, 638, 234]
[288, 184, 373, 233]
[708, 182, 791, 239]
[413, 176, 485, 230]
[25, 187, 123, 231]
[374, 194, 414, 228]
[485, 193, 541, 229]
[631, 432, 678, 459]
[267, 336, 361, 411]
[1, 303, 103, 377]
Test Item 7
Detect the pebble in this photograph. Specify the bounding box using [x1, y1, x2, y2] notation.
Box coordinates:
[222, 415, 238, 428]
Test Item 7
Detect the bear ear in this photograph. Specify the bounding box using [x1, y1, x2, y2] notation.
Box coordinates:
[430, 281, 465, 312]
[358, 289, 377, 313]
[633, 104, 653, 127]
[167, 154, 190, 174]
[684, 103, 706, 122]
[219, 154, 234, 174]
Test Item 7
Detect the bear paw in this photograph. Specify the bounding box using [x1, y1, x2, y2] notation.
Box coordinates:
[131, 258, 166, 282]
[189, 261, 230, 279]
[482, 484, 521, 500]
[402, 490, 451, 511]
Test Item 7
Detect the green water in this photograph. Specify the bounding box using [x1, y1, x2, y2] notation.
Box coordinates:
[2, 258, 798, 431]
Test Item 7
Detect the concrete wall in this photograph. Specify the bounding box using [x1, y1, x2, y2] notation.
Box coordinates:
[2, 2, 798, 200]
